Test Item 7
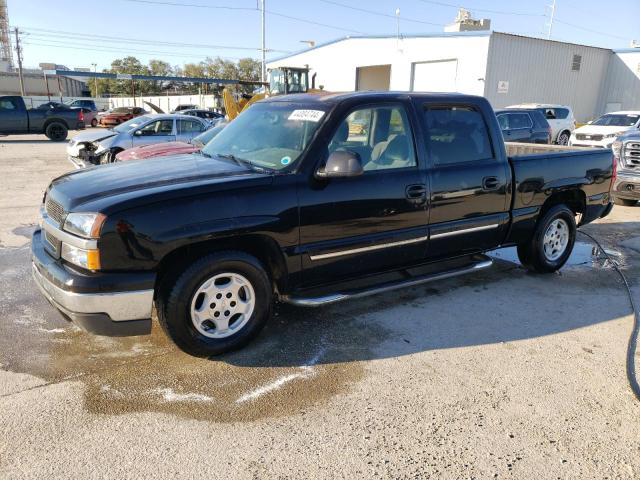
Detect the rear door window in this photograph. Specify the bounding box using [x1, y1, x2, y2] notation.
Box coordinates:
[0, 98, 18, 110]
[554, 108, 569, 119]
[424, 105, 494, 165]
[179, 119, 205, 133]
[508, 113, 532, 129]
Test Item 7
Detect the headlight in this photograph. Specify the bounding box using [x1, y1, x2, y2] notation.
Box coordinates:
[61, 243, 101, 270]
[63, 212, 106, 239]
[612, 141, 623, 159]
[603, 131, 626, 139]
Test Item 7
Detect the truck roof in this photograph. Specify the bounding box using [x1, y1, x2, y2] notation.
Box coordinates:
[262, 91, 487, 105]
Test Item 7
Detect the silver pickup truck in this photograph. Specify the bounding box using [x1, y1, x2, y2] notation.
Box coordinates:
[613, 132, 640, 206]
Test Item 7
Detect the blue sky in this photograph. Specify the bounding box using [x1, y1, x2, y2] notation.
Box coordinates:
[8, 0, 640, 71]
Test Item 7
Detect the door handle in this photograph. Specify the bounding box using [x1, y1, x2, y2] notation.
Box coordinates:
[482, 176, 500, 191]
[406, 184, 427, 203]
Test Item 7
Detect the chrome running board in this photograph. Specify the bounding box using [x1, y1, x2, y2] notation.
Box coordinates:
[282, 256, 493, 307]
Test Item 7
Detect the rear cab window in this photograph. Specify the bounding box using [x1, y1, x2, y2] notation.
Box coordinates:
[423, 105, 494, 165]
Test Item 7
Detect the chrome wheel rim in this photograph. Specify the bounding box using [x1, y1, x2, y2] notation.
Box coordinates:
[543, 218, 570, 261]
[558, 133, 569, 145]
[190, 272, 255, 339]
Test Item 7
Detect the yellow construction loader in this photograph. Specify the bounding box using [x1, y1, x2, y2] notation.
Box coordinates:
[223, 66, 322, 120]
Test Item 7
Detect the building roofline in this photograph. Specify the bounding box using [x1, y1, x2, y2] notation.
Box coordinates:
[492, 31, 614, 51]
[613, 48, 640, 54]
[266, 31, 491, 64]
[267, 30, 624, 65]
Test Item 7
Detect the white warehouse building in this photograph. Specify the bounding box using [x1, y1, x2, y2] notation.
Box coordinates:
[267, 31, 640, 122]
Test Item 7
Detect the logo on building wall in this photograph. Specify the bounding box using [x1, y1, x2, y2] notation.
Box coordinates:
[497, 80, 509, 94]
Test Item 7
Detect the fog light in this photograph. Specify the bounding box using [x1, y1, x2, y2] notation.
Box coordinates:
[61, 243, 101, 270]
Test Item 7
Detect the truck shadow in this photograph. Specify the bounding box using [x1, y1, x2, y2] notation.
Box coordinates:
[0, 220, 637, 421]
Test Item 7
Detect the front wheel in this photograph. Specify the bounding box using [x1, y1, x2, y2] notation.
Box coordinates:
[156, 251, 272, 357]
[91, 118, 98, 128]
[517, 204, 576, 273]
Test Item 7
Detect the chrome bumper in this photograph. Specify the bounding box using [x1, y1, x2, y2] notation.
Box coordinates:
[32, 262, 153, 322]
[613, 172, 640, 199]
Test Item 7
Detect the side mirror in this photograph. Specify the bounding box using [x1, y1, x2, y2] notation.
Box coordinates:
[134, 130, 143, 136]
[587, 120, 593, 125]
[316, 150, 363, 178]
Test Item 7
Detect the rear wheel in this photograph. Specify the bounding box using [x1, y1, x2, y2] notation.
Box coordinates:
[517, 204, 576, 273]
[45, 122, 68, 141]
[156, 251, 272, 357]
[557, 131, 570, 146]
[614, 197, 637, 207]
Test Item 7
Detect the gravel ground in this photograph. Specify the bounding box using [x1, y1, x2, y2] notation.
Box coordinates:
[0, 134, 639, 479]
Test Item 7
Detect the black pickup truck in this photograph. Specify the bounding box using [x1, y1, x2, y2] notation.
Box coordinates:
[0, 96, 85, 141]
[31, 92, 615, 356]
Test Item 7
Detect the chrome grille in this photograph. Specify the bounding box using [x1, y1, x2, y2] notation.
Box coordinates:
[45, 198, 66, 224]
[576, 133, 603, 141]
[622, 141, 640, 170]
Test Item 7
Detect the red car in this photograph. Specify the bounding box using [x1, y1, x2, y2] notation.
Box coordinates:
[116, 123, 226, 161]
[100, 106, 147, 127]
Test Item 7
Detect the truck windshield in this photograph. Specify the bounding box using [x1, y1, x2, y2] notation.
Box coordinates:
[113, 115, 152, 133]
[202, 103, 327, 170]
[592, 114, 640, 127]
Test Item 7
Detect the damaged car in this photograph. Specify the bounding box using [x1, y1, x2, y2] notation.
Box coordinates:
[67, 114, 209, 168]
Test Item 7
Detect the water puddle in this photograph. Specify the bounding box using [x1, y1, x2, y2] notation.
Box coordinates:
[488, 242, 624, 269]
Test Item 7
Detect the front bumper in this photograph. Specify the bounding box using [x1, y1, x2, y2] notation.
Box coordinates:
[613, 172, 640, 200]
[569, 139, 613, 149]
[31, 228, 155, 336]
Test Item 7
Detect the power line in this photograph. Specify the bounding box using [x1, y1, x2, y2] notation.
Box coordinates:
[120, 0, 364, 33]
[553, 18, 630, 41]
[317, 0, 443, 27]
[19, 26, 290, 53]
[416, 0, 545, 17]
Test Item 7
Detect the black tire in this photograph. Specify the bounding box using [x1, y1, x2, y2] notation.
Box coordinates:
[156, 251, 272, 357]
[91, 118, 98, 127]
[101, 148, 122, 164]
[557, 131, 570, 146]
[44, 122, 68, 141]
[614, 197, 637, 207]
[517, 204, 576, 273]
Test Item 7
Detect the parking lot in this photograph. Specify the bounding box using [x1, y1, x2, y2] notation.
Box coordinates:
[1, 133, 639, 478]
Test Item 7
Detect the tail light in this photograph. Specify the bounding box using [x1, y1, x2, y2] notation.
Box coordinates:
[78, 109, 84, 122]
[611, 141, 621, 191]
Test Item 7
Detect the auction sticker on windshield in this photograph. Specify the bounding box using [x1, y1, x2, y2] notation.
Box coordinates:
[288, 110, 325, 122]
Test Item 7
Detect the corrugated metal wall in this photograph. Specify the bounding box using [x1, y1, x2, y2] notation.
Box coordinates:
[484, 33, 611, 122]
[597, 50, 640, 114]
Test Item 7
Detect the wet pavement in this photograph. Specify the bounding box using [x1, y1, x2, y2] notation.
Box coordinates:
[1, 135, 640, 478]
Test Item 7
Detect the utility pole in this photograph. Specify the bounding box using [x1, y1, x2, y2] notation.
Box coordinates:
[547, 0, 556, 40]
[13, 27, 25, 96]
[395, 8, 401, 50]
[261, 0, 266, 85]
[91, 62, 98, 98]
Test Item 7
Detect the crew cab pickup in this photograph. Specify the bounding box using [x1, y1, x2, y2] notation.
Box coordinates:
[0, 96, 85, 141]
[31, 92, 615, 356]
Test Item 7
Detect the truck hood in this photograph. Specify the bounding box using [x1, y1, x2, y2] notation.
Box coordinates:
[573, 125, 635, 136]
[49, 153, 267, 211]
